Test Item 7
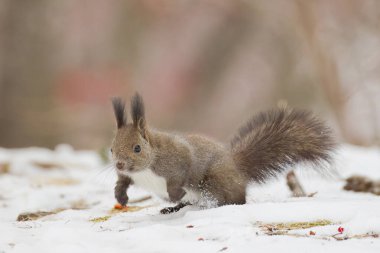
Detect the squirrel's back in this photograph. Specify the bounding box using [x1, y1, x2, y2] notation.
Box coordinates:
[231, 108, 336, 182]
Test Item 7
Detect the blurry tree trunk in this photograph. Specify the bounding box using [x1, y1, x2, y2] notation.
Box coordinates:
[0, 0, 57, 147]
[296, 1, 368, 146]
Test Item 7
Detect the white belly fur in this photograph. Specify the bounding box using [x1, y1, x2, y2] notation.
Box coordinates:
[126, 169, 201, 203]
[128, 169, 169, 199]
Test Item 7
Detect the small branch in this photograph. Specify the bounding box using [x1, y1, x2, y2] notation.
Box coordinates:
[129, 195, 152, 204]
[286, 171, 307, 197]
[344, 175, 380, 196]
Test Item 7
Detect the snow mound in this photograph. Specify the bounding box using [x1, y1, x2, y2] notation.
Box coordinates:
[0, 144, 379, 253]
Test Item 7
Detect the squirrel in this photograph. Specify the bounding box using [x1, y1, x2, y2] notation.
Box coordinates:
[111, 93, 335, 214]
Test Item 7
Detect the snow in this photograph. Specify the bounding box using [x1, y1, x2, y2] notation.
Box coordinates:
[0, 144, 380, 253]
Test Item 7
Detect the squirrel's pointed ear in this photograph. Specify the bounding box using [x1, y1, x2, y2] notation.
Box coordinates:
[131, 93, 147, 136]
[112, 97, 127, 128]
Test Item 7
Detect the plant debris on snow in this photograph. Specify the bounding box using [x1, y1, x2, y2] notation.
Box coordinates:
[1, 145, 380, 253]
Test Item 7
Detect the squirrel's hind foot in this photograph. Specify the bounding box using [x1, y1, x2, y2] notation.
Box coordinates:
[160, 202, 190, 214]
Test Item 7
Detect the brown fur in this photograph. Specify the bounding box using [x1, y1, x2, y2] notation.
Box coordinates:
[111, 94, 335, 212]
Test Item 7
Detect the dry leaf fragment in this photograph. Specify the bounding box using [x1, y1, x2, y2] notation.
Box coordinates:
[110, 205, 154, 213]
[32, 161, 64, 170]
[90, 216, 111, 223]
[0, 163, 10, 174]
[17, 209, 64, 221]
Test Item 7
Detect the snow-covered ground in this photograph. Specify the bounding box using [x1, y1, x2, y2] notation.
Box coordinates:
[0, 144, 379, 253]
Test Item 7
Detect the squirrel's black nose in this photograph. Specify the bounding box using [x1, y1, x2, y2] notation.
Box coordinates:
[116, 162, 125, 170]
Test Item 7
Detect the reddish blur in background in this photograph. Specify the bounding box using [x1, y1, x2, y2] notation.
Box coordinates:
[1, 0, 380, 149]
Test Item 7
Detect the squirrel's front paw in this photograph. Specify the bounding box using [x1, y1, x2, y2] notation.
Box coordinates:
[115, 189, 129, 206]
[116, 193, 129, 206]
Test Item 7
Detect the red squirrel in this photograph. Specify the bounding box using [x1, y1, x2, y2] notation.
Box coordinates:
[111, 93, 335, 214]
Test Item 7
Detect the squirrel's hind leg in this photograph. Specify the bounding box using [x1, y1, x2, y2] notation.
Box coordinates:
[160, 202, 190, 214]
[202, 163, 247, 206]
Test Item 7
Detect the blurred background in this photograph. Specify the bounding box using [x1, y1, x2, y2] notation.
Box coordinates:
[0, 0, 380, 150]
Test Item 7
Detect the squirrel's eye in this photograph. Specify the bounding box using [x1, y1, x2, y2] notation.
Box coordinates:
[110, 148, 113, 153]
[134, 145, 141, 153]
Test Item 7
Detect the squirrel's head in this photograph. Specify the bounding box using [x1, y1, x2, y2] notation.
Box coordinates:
[111, 93, 153, 174]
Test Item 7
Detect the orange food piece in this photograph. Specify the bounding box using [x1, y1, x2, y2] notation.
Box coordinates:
[114, 203, 123, 209]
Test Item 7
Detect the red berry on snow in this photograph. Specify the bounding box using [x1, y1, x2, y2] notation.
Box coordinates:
[338, 226, 344, 233]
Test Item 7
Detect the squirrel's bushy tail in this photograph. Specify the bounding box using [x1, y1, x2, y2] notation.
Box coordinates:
[231, 109, 336, 182]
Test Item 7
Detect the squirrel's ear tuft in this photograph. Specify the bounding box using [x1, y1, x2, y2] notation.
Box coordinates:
[112, 97, 127, 129]
[131, 93, 146, 131]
